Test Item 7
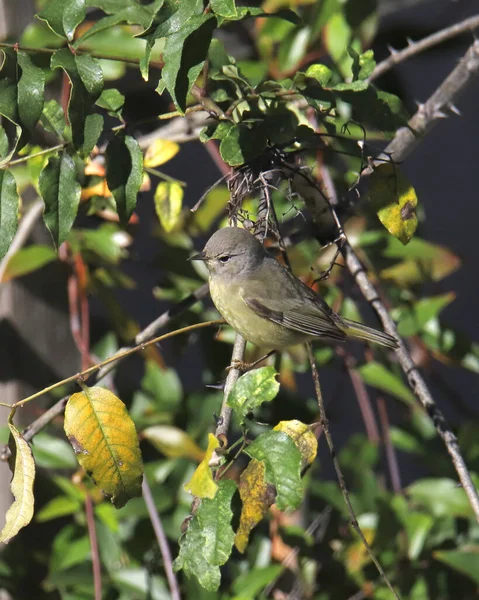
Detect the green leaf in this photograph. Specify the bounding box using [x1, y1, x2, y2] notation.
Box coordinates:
[231, 565, 283, 600]
[246, 430, 303, 511]
[49, 526, 90, 573]
[407, 478, 475, 519]
[174, 480, 236, 591]
[37, 496, 81, 522]
[229, 6, 301, 25]
[142, 360, 182, 410]
[393, 293, 456, 337]
[154, 181, 183, 233]
[17, 51, 45, 135]
[368, 163, 418, 244]
[434, 548, 479, 585]
[105, 134, 143, 225]
[161, 14, 216, 113]
[37, 0, 86, 41]
[50, 49, 104, 152]
[96, 88, 125, 116]
[305, 63, 332, 86]
[31, 433, 77, 469]
[227, 366, 279, 423]
[64, 385, 144, 508]
[356, 362, 415, 405]
[405, 512, 434, 561]
[39, 150, 82, 248]
[0, 50, 24, 161]
[0, 422, 36, 543]
[0, 170, 19, 259]
[1, 245, 57, 283]
[211, 0, 237, 18]
[219, 123, 267, 166]
[40, 99, 67, 138]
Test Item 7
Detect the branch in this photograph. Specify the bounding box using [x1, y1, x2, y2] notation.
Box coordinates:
[306, 344, 400, 600]
[85, 495, 102, 600]
[142, 477, 181, 600]
[370, 15, 479, 82]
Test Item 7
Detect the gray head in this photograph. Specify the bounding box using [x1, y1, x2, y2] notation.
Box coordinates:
[191, 227, 266, 276]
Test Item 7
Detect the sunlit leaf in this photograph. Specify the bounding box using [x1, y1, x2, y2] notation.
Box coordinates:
[143, 425, 204, 461]
[96, 88, 125, 117]
[368, 163, 418, 244]
[407, 478, 475, 519]
[434, 548, 479, 585]
[37, 0, 86, 41]
[357, 361, 415, 405]
[36, 496, 81, 522]
[393, 293, 456, 337]
[40, 99, 67, 138]
[17, 51, 45, 135]
[0, 170, 19, 259]
[64, 386, 143, 508]
[246, 430, 303, 511]
[183, 433, 219, 499]
[210, 0, 237, 18]
[144, 139, 180, 168]
[39, 150, 82, 248]
[231, 565, 283, 599]
[0, 422, 35, 543]
[227, 366, 279, 423]
[1, 245, 57, 283]
[273, 420, 317, 469]
[154, 181, 183, 233]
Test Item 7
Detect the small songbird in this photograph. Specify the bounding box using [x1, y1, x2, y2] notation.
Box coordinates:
[191, 227, 398, 351]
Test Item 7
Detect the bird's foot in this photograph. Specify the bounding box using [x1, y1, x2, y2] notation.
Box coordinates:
[226, 350, 276, 373]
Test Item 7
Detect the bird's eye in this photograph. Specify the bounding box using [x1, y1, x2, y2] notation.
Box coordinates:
[218, 255, 230, 263]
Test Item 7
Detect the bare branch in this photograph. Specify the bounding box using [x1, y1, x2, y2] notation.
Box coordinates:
[85, 495, 102, 600]
[370, 15, 479, 82]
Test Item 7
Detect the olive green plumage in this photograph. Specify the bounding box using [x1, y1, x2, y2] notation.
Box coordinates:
[192, 227, 398, 351]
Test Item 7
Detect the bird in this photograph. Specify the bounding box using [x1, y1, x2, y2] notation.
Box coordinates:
[191, 227, 398, 351]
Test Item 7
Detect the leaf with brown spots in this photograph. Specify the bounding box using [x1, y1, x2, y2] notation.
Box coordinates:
[64, 386, 143, 508]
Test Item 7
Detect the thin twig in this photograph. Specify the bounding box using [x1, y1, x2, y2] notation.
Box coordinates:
[142, 477, 181, 600]
[85, 495, 102, 600]
[306, 343, 400, 600]
[0, 199, 44, 283]
[370, 15, 479, 82]
[342, 242, 479, 521]
[377, 396, 402, 494]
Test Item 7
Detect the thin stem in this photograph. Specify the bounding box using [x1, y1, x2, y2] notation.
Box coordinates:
[370, 14, 479, 81]
[85, 494, 102, 600]
[144, 167, 186, 186]
[306, 343, 400, 600]
[10, 319, 224, 409]
[142, 477, 181, 600]
[377, 396, 402, 494]
[1, 143, 66, 169]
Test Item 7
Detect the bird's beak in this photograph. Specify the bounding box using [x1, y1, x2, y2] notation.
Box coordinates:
[189, 251, 207, 261]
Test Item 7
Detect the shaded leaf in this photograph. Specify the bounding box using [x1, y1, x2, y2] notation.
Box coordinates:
[1, 245, 57, 283]
[356, 362, 415, 405]
[407, 478, 474, 519]
[96, 88, 125, 117]
[0, 170, 19, 259]
[154, 181, 183, 233]
[273, 420, 317, 469]
[30, 433, 77, 469]
[227, 366, 279, 423]
[219, 123, 267, 166]
[231, 565, 283, 600]
[393, 293, 455, 337]
[64, 385, 143, 508]
[434, 547, 479, 585]
[143, 425, 204, 461]
[0, 50, 24, 161]
[40, 99, 67, 138]
[246, 430, 303, 511]
[184, 433, 219, 499]
[36, 496, 81, 522]
[39, 150, 82, 248]
[105, 134, 143, 225]
[37, 0, 86, 41]
[0, 422, 35, 543]
[368, 163, 418, 244]
[17, 51, 45, 135]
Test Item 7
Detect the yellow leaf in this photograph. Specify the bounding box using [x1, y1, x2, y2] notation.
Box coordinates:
[143, 425, 205, 462]
[368, 163, 418, 245]
[81, 179, 111, 200]
[64, 386, 143, 508]
[144, 139, 180, 168]
[154, 181, 183, 233]
[235, 459, 272, 553]
[183, 434, 219, 499]
[273, 420, 317, 469]
[0, 422, 35, 543]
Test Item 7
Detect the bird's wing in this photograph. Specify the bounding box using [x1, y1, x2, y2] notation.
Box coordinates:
[242, 296, 347, 342]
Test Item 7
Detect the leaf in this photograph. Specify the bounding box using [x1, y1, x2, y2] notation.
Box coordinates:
[144, 139, 180, 168]
[105, 134, 143, 225]
[64, 385, 143, 508]
[36, 496, 81, 522]
[1, 245, 57, 283]
[50, 49, 104, 152]
[96, 88, 125, 117]
[174, 479, 236, 591]
[143, 425, 204, 461]
[305, 63, 332, 86]
[39, 150, 82, 248]
[235, 458, 271, 553]
[161, 14, 216, 112]
[210, 0, 237, 18]
[30, 433, 77, 469]
[407, 478, 474, 519]
[227, 366, 279, 423]
[219, 123, 267, 166]
[357, 362, 415, 405]
[368, 163, 418, 244]
[183, 433, 219, 499]
[0, 422, 35, 543]
[246, 430, 303, 511]
[0, 50, 24, 161]
[0, 170, 19, 259]
[17, 51, 45, 135]
[231, 565, 283, 600]
[37, 0, 86, 41]
[40, 99, 67, 138]
[393, 293, 456, 337]
[154, 181, 183, 233]
[434, 547, 479, 585]
[405, 512, 434, 561]
[273, 420, 317, 469]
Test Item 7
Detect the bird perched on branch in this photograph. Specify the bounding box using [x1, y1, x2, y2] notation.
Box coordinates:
[191, 227, 398, 351]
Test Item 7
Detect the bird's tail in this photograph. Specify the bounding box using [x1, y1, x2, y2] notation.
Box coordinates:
[339, 318, 398, 349]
